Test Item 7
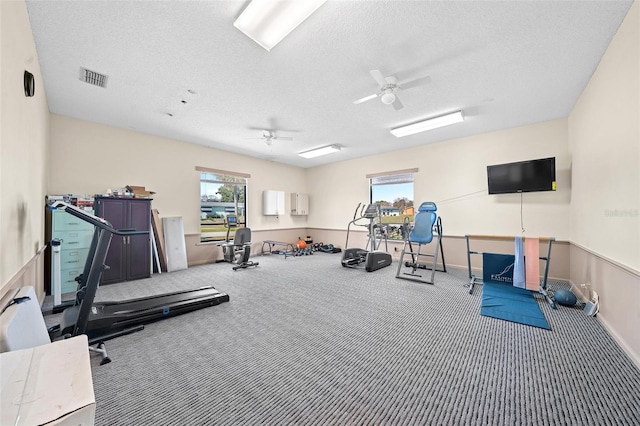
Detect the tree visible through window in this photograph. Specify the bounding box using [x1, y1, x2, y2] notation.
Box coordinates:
[200, 171, 247, 242]
[370, 172, 414, 240]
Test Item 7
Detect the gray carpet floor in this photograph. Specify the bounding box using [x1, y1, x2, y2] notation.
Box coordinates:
[44, 253, 640, 425]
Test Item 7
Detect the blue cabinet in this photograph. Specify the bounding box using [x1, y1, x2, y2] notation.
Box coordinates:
[50, 209, 94, 296]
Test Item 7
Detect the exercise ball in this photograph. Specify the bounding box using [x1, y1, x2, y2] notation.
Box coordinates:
[554, 289, 578, 307]
[297, 240, 307, 250]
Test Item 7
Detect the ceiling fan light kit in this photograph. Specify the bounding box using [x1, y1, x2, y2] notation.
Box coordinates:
[354, 70, 431, 110]
[380, 91, 396, 105]
[298, 145, 341, 159]
[233, 0, 327, 51]
[391, 110, 465, 138]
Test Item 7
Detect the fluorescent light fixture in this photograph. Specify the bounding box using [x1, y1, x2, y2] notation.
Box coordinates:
[391, 110, 464, 138]
[234, 0, 327, 51]
[298, 144, 341, 159]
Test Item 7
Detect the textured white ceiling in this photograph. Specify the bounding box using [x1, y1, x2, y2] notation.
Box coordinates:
[25, 0, 633, 168]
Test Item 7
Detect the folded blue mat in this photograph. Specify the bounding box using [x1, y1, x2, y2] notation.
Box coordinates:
[481, 281, 551, 330]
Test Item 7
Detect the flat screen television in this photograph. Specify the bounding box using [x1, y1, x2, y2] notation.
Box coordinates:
[487, 157, 556, 194]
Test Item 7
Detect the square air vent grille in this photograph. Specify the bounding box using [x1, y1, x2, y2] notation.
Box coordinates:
[79, 67, 108, 88]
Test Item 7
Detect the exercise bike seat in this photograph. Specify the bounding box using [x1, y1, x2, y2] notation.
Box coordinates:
[234, 228, 250, 244]
[409, 202, 438, 244]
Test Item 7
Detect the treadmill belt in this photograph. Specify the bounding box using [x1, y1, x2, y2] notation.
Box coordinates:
[62, 287, 229, 340]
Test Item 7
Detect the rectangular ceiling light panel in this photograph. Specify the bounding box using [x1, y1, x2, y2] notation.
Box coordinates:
[298, 145, 341, 159]
[234, 0, 327, 51]
[391, 110, 464, 138]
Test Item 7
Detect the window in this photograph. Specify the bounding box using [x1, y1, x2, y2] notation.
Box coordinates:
[198, 168, 249, 243]
[369, 170, 415, 240]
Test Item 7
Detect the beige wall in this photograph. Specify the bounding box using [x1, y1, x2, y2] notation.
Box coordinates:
[568, 1, 639, 366]
[307, 119, 571, 240]
[570, 244, 639, 368]
[569, 1, 639, 272]
[49, 114, 308, 236]
[0, 0, 50, 300]
[50, 115, 573, 277]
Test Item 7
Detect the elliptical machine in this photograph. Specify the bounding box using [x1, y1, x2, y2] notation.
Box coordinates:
[341, 203, 393, 272]
[221, 214, 239, 263]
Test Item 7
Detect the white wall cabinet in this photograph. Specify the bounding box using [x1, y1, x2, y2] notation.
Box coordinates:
[291, 193, 309, 215]
[263, 190, 285, 216]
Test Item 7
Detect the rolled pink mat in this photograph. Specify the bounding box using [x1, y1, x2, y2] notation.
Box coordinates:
[525, 237, 540, 291]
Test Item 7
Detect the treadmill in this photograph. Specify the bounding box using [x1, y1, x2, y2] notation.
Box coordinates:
[49, 201, 229, 363]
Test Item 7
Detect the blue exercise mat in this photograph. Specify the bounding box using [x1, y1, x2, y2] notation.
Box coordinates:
[480, 281, 551, 330]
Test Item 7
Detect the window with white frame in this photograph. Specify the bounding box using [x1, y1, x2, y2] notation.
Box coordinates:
[197, 167, 249, 243]
[369, 170, 416, 240]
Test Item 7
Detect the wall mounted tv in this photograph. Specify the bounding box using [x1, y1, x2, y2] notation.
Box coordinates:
[487, 157, 556, 194]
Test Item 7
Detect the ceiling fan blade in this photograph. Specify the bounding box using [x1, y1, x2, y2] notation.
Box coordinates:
[370, 70, 388, 87]
[400, 75, 432, 90]
[392, 97, 404, 111]
[353, 93, 378, 104]
[275, 136, 293, 141]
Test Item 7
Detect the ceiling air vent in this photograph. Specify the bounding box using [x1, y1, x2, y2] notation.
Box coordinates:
[79, 67, 108, 88]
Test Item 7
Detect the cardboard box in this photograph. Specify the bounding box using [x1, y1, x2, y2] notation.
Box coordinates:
[126, 185, 155, 198]
[1, 336, 96, 425]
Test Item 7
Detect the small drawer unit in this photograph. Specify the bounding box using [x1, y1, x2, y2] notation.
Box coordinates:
[59, 248, 90, 270]
[50, 209, 94, 295]
[60, 267, 84, 293]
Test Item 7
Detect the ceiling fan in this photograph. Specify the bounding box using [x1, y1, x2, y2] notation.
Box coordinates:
[353, 70, 432, 111]
[248, 130, 293, 146]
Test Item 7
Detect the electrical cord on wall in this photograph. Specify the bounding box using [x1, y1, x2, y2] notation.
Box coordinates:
[434, 188, 527, 235]
[1, 296, 31, 315]
[436, 189, 486, 205]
